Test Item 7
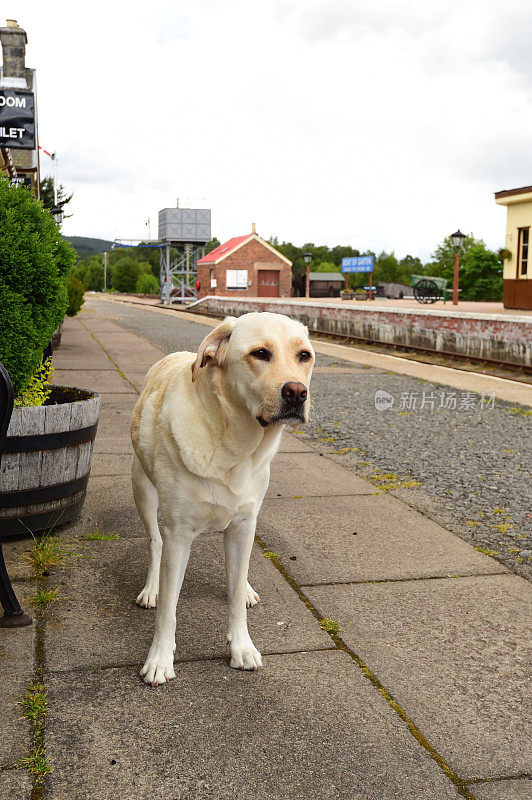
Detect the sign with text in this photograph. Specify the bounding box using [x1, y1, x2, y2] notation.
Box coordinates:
[0, 90, 35, 149]
[341, 256, 374, 273]
[9, 176, 32, 189]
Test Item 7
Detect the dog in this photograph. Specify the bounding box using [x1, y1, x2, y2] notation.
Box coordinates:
[130, 312, 315, 686]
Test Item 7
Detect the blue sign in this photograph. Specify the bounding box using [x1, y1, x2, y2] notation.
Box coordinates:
[342, 256, 374, 273]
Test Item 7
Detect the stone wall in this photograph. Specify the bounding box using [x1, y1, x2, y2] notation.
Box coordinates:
[187, 296, 532, 367]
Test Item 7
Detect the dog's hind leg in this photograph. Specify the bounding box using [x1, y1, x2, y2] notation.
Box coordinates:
[246, 582, 260, 607]
[132, 455, 161, 609]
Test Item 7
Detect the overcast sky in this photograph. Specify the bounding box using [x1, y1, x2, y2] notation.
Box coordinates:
[16, 0, 532, 260]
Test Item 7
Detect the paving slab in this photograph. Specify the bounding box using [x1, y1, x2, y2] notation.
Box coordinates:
[0, 584, 35, 765]
[306, 574, 531, 777]
[90, 452, 132, 477]
[1, 537, 38, 583]
[277, 432, 314, 453]
[97, 406, 137, 436]
[45, 536, 330, 673]
[45, 650, 460, 800]
[469, 779, 532, 799]
[258, 493, 506, 583]
[51, 351, 112, 369]
[53, 369, 135, 394]
[266, 452, 373, 499]
[0, 767, 32, 797]
[91, 436, 134, 455]
[74, 474, 140, 538]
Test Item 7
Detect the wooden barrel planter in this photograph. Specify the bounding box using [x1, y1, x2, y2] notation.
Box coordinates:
[0, 386, 100, 537]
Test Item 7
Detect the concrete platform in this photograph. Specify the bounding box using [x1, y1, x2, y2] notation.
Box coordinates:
[0, 585, 34, 767]
[258, 492, 507, 583]
[0, 768, 33, 797]
[2, 304, 528, 797]
[306, 574, 530, 778]
[45, 652, 460, 800]
[44, 536, 331, 673]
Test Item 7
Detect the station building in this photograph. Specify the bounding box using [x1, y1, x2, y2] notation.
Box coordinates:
[0, 20, 39, 195]
[495, 185, 532, 310]
[308, 272, 344, 298]
[196, 226, 292, 299]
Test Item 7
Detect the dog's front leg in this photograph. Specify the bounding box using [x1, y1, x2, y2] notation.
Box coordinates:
[224, 515, 262, 670]
[140, 532, 192, 686]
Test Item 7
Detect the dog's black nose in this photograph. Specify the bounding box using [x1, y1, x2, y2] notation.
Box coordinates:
[281, 382, 308, 404]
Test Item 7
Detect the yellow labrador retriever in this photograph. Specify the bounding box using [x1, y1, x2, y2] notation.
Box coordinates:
[130, 312, 314, 686]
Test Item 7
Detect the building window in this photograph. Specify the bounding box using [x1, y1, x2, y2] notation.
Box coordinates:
[226, 269, 248, 289]
[517, 227, 529, 277]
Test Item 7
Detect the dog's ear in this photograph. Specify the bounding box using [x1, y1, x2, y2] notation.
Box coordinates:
[191, 316, 237, 382]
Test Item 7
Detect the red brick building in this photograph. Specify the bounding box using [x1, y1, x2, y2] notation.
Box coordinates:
[196, 228, 292, 299]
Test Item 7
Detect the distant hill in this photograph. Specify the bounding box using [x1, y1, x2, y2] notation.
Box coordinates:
[63, 236, 113, 260]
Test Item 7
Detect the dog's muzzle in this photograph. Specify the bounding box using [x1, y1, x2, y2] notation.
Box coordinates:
[257, 381, 308, 427]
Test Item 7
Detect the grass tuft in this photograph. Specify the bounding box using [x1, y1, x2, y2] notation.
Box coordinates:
[20, 744, 53, 782]
[81, 528, 120, 541]
[30, 587, 58, 608]
[319, 617, 340, 633]
[261, 551, 277, 560]
[19, 682, 47, 724]
[476, 546, 498, 557]
[508, 407, 532, 417]
[19, 681, 53, 784]
[23, 532, 74, 576]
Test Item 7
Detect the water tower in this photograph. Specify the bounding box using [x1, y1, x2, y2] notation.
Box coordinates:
[158, 206, 211, 303]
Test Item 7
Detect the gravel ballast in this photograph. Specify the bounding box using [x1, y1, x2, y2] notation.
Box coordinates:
[87, 298, 532, 579]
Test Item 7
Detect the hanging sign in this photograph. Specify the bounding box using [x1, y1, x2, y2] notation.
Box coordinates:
[0, 90, 35, 149]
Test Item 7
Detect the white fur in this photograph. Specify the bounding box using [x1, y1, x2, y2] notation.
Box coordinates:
[130, 312, 314, 686]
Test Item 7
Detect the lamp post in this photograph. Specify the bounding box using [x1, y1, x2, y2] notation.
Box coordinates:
[51, 204, 64, 226]
[303, 251, 312, 298]
[450, 229, 466, 305]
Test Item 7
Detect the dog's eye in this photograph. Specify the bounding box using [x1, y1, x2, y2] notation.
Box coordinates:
[250, 348, 272, 361]
[298, 350, 312, 362]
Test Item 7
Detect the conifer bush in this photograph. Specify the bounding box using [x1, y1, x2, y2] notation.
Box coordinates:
[66, 276, 85, 316]
[0, 179, 76, 395]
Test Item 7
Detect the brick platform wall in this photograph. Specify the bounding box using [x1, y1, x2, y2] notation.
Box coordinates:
[197, 239, 291, 299]
[187, 297, 532, 368]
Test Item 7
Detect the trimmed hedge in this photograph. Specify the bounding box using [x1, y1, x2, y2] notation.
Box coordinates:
[0, 179, 76, 394]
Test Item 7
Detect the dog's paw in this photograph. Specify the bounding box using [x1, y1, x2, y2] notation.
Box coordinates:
[246, 582, 260, 608]
[227, 634, 262, 670]
[140, 647, 176, 686]
[136, 586, 158, 608]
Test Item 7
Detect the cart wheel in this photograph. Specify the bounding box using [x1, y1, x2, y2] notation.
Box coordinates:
[413, 279, 439, 304]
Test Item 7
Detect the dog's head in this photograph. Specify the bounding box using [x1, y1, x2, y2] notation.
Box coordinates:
[191, 312, 314, 427]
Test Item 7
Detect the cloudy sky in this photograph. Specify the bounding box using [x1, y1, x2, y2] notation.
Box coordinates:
[16, 0, 532, 260]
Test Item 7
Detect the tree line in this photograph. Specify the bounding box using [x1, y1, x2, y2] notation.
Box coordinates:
[271, 235, 503, 301]
[68, 233, 503, 302]
[44, 180, 504, 301]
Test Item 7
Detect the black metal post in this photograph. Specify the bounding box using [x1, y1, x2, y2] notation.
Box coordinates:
[0, 361, 32, 628]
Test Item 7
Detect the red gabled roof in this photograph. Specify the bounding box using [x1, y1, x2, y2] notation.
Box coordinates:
[197, 235, 250, 264]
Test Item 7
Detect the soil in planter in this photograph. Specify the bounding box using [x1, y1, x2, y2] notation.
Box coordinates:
[45, 386, 95, 405]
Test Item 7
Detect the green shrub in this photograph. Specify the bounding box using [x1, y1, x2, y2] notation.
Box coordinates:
[0, 179, 76, 395]
[135, 273, 159, 294]
[111, 257, 141, 292]
[72, 255, 105, 292]
[66, 277, 85, 316]
[14, 358, 53, 408]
